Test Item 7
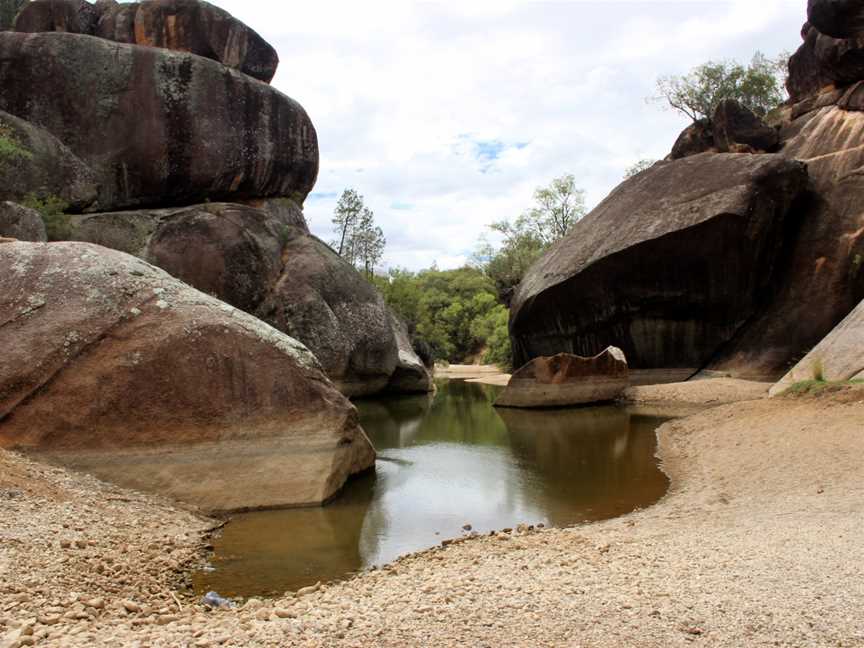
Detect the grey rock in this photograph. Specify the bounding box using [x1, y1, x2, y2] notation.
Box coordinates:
[0, 202, 46, 242]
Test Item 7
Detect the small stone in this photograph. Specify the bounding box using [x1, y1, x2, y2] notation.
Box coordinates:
[273, 609, 295, 619]
[295, 582, 321, 598]
[85, 598, 104, 610]
[121, 600, 141, 614]
[462, 524, 472, 531]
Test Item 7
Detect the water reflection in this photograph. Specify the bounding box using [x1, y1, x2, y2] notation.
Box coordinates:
[195, 380, 670, 597]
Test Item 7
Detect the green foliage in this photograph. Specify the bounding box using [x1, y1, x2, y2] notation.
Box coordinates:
[470, 304, 512, 370]
[21, 194, 71, 241]
[783, 379, 864, 396]
[0, 124, 32, 165]
[375, 266, 511, 366]
[655, 52, 787, 122]
[331, 188, 386, 279]
[624, 159, 655, 179]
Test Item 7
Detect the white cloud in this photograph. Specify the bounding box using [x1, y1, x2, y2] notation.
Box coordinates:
[214, 0, 806, 270]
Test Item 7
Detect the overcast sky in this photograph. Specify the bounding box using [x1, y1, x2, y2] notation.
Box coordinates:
[215, 0, 805, 271]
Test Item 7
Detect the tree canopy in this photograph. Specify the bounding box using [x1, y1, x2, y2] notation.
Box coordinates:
[331, 188, 386, 279]
[655, 52, 788, 122]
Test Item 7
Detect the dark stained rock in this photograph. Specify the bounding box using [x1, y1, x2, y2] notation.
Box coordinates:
[712, 100, 779, 153]
[788, 25, 832, 103]
[510, 153, 808, 381]
[708, 105, 864, 378]
[13, 0, 98, 34]
[0, 32, 318, 211]
[94, 0, 279, 83]
[0, 240, 375, 510]
[770, 297, 864, 395]
[0, 201, 46, 241]
[256, 234, 400, 398]
[808, 0, 864, 39]
[669, 119, 714, 160]
[387, 313, 434, 394]
[0, 109, 98, 209]
[495, 348, 628, 409]
[812, 30, 864, 86]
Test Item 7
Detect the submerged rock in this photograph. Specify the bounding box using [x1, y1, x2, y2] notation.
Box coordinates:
[0, 202, 46, 242]
[0, 32, 318, 211]
[0, 240, 375, 510]
[495, 348, 628, 409]
[769, 298, 864, 395]
[510, 153, 808, 382]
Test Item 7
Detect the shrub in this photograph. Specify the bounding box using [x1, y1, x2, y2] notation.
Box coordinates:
[21, 194, 71, 241]
[0, 124, 32, 165]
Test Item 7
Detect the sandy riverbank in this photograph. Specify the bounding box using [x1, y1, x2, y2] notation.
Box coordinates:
[2, 385, 863, 647]
[434, 364, 511, 386]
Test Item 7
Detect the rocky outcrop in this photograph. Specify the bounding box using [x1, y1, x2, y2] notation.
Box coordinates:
[770, 297, 864, 395]
[808, 0, 864, 39]
[712, 100, 779, 153]
[13, 0, 278, 82]
[66, 200, 432, 397]
[0, 109, 97, 209]
[0, 201, 46, 241]
[669, 119, 714, 159]
[387, 313, 434, 394]
[510, 154, 808, 381]
[495, 348, 628, 409]
[0, 31, 317, 211]
[0, 240, 375, 510]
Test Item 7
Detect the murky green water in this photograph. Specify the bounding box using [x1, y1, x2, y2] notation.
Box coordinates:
[193, 380, 669, 598]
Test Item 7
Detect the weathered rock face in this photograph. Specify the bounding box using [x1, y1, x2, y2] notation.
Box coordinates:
[510, 154, 808, 380]
[770, 298, 864, 395]
[0, 202, 46, 241]
[495, 348, 629, 409]
[0, 240, 375, 510]
[257, 235, 400, 398]
[788, 25, 834, 103]
[712, 100, 779, 153]
[13, 0, 99, 34]
[0, 109, 97, 209]
[808, 0, 864, 39]
[387, 313, 434, 394]
[669, 119, 714, 159]
[0, 32, 318, 211]
[65, 200, 431, 397]
[93, 0, 279, 83]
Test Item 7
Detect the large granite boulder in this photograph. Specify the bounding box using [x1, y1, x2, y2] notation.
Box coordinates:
[495, 348, 629, 409]
[510, 153, 808, 383]
[94, 0, 279, 83]
[0, 109, 97, 209]
[13, 0, 98, 33]
[0, 32, 317, 211]
[808, 0, 864, 39]
[770, 298, 864, 395]
[712, 100, 779, 153]
[0, 240, 375, 510]
[65, 200, 431, 397]
[669, 118, 714, 160]
[788, 25, 835, 104]
[0, 202, 46, 241]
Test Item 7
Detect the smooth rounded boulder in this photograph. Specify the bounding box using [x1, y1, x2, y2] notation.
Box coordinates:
[95, 0, 279, 83]
[0, 202, 46, 241]
[510, 153, 808, 383]
[0, 32, 318, 211]
[0, 109, 97, 209]
[0, 240, 375, 511]
[13, 0, 99, 34]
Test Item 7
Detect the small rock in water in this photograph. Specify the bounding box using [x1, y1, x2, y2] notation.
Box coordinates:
[462, 524, 472, 532]
[201, 592, 233, 609]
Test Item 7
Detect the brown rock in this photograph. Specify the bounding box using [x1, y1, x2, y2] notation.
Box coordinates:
[712, 100, 779, 153]
[0, 202, 46, 242]
[770, 297, 864, 395]
[94, 0, 279, 83]
[510, 154, 808, 381]
[0, 32, 318, 211]
[669, 119, 714, 160]
[788, 25, 835, 103]
[495, 348, 629, 409]
[13, 0, 99, 34]
[808, 0, 864, 39]
[386, 312, 434, 394]
[0, 241, 375, 510]
[0, 109, 97, 209]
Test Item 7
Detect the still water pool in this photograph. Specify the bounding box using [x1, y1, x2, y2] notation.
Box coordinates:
[194, 379, 669, 598]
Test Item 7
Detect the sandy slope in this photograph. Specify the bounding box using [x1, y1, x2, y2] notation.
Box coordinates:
[2, 388, 863, 647]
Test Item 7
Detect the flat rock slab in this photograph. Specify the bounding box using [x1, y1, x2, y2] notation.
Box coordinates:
[495, 348, 628, 409]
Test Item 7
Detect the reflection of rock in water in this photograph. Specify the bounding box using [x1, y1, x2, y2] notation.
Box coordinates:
[193, 470, 377, 598]
[497, 407, 669, 526]
[356, 393, 434, 449]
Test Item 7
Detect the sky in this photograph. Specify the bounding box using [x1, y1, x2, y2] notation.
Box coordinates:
[215, 0, 806, 271]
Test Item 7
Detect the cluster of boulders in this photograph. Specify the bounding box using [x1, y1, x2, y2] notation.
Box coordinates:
[511, 0, 864, 384]
[0, 0, 430, 509]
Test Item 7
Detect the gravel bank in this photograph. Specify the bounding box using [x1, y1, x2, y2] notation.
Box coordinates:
[2, 387, 863, 647]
